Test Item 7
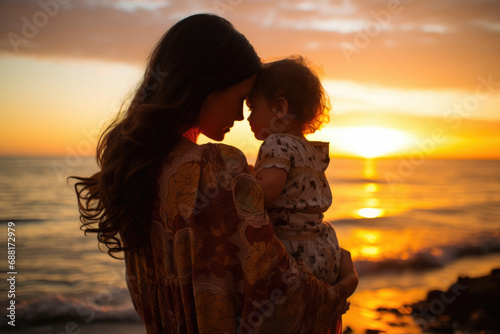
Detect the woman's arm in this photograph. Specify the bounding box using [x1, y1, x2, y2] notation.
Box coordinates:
[336, 248, 359, 298]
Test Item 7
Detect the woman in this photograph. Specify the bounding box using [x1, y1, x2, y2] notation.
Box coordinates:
[71, 14, 358, 333]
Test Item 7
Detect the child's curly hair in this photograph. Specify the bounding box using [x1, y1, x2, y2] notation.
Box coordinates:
[252, 55, 331, 134]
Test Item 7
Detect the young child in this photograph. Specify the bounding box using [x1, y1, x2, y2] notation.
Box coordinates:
[247, 56, 341, 284]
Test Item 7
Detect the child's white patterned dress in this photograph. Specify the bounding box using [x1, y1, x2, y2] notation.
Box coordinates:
[255, 133, 341, 283]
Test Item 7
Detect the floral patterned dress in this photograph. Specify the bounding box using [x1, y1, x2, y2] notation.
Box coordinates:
[255, 133, 341, 284]
[124, 139, 347, 334]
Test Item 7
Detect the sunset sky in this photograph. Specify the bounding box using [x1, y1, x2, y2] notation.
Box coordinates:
[1, 0, 499, 159]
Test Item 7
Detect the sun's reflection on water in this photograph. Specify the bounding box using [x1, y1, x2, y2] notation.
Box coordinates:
[363, 158, 377, 179]
[356, 207, 385, 218]
[343, 228, 429, 262]
[351, 159, 386, 219]
[344, 287, 424, 334]
[364, 183, 378, 193]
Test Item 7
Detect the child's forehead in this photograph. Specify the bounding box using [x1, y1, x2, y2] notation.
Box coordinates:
[247, 90, 264, 100]
[247, 93, 274, 108]
[246, 93, 260, 104]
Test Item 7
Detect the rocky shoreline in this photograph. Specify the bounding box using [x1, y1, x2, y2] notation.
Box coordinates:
[409, 268, 500, 333]
[344, 268, 500, 334]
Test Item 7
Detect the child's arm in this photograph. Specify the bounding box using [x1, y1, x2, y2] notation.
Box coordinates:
[255, 167, 288, 206]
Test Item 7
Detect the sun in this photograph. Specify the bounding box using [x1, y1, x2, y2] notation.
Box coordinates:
[309, 126, 413, 158]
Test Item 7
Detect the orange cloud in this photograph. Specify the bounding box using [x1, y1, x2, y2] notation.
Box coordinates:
[1, 0, 499, 92]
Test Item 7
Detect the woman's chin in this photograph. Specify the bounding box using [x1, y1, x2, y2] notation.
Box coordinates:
[253, 132, 266, 141]
[203, 130, 228, 142]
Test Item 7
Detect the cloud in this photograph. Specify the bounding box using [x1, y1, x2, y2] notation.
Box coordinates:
[0, 0, 499, 90]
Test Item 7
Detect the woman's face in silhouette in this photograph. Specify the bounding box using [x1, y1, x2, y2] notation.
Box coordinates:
[199, 75, 256, 141]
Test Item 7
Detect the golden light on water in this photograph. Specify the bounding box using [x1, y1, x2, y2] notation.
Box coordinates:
[355, 230, 382, 259]
[360, 246, 381, 258]
[345, 288, 424, 333]
[356, 207, 385, 218]
[356, 163, 385, 218]
[363, 159, 377, 179]
[359, 231, 380, 243]
[365, 183, 378, 193]
[346, 229, 428, 262]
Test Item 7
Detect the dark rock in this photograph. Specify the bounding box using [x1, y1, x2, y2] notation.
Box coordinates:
[376, 307, 405, 316]
[365, 330, 386, 334]
[342, 326, 353, 334]
[410, 268, 500, 332]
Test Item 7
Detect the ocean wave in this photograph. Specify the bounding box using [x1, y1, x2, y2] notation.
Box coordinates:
[2, 295, 141, 328]
[354, 235, 500, 276]
[410, 201, 500, 215]
[330, 215, 405, 227]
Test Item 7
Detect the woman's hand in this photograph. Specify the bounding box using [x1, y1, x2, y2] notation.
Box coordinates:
[342, 301, 351, 315]
[337, 248, 358, 298]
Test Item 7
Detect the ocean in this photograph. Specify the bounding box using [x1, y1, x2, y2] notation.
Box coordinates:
[1, 156, 499, 333]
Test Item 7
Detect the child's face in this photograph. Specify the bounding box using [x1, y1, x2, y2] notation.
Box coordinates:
[246, 93, 277, 140]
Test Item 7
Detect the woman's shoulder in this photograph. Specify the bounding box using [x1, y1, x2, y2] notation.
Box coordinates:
[209, 143, 246, 160]
[206, 143, 249, 176]
[162, 140, 248, 177]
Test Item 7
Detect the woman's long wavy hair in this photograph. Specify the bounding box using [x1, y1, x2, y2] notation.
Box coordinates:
[70, 14, 261, 258]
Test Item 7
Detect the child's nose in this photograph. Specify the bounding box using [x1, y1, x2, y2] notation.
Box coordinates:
[235, 106, 244, 121]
